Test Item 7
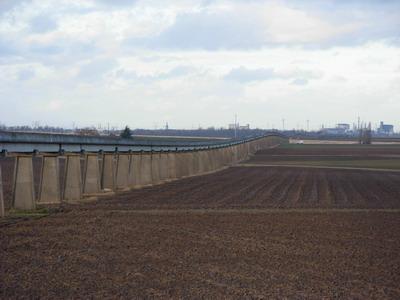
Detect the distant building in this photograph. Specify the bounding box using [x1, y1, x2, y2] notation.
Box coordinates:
[337, 123, 350, 131]
[378, 121, 394, 135]
[229, 123, 250, 130]
[74, 128, 99, 136]
[321, 123, 350, 135]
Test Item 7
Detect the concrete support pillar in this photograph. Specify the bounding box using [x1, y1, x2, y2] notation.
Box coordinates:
[222, 148, 229, 166]
[38, 156, 60, 204]
[208, 150, 217, 171]
[192, 151, 200, 175]
[63, 155, 82, 202]
[204, 150, 212, 173]
[128, 153, 139, 188]
[101, 153, 115, 191]
[151, 152, 161, 184]
[116, 154, 130, 190]
[167, 152, 177, 180]
[83, 154, 101, 195]
[175, 152, 185, 178]
[159, 152, 169, 182]
[197, 151, 206, 174]
[139, 153, 152, 186]
[215, 149, 222, 169]
[0, 166, 4, 217]
[186, 152, 195, 176]
[13, 156, 35, 210]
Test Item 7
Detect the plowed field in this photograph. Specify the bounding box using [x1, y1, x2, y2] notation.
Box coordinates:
[248, 144, 400, 170]
[82, 166, 400, 209]
[2, 144, 400, 298]
[1, 210, 399, 299]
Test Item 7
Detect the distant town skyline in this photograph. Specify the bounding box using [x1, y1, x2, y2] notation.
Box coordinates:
[0, 0, 399, 130]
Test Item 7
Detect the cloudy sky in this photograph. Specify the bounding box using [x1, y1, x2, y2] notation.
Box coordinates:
[0, 0, 399, 130]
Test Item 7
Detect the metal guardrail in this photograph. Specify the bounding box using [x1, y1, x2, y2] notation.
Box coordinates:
[0, 131, 287, 153]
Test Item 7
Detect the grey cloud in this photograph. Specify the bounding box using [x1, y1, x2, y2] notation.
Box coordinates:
[224, 66, 322, 83]
[124, 2, 400, 51]
[0, 0, 31, 15]
[30, 15, 58, 33]
[29, 44, 63, 55]
[0, 38, 19, 57]
[157, 66, 196, 79]
[132, 11, 264, 50]
[116, 65, 196, 83]
[291, 78, 308, 85]
[17, 68, 35, 81]
[94, 0, 137, 7]
[224, 67, 277, 82]
[78, 58, 118, 82]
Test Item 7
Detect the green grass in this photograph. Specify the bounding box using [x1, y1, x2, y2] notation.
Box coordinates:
[7, 207, 50, 218]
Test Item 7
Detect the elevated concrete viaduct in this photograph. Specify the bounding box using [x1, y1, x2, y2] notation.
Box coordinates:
[0, 133, 287, 214]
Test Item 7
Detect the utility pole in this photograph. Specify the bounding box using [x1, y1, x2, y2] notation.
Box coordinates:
[282, 118, 285, 131]
[307, 120, 310, 132]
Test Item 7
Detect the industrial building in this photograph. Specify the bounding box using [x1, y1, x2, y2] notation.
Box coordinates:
[377, 122, 394, 135]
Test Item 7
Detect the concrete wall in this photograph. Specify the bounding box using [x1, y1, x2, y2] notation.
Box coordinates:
[2, 134, 287, 213]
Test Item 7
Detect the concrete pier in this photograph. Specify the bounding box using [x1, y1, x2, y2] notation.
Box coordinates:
[13, 156, 35, 210]
[83, 154, 101, 195]
[38, 156, 60, 204]
[179, 152, 190, 177]
[151, 152, 161, 184]
[167, 152, 177, 180]
[116, 154, 130, 190]
[128, 154, 138, 188]
[192, 151, 200, 175]
[63, 155, 82, 202]
[159, 152, 169, 182]
[101, 154, 115, 191]
[139, 153, 152, 186]
[175, 152, 184, 178]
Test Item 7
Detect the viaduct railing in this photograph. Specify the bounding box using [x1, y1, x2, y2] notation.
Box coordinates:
[0, 133, 288, 216]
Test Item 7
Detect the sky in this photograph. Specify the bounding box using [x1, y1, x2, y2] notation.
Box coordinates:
[0, 0, 399, 131]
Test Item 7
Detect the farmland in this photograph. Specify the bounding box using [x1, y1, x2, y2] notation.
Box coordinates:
[248, 144, 400, 170]
[1, 144, 400, 298]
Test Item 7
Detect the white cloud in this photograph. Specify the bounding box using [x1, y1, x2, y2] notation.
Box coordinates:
[0, 0, 399, 130]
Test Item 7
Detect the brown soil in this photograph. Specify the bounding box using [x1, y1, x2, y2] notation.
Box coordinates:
[256, 145, 400, 156]
[84, 167, 400, 210]
[2, 146, 400, 298]
[1, 210, 399, 299]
